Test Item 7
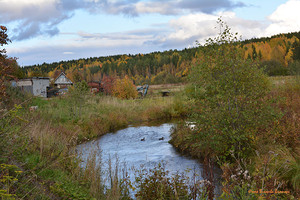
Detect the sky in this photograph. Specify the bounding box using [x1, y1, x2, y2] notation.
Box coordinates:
[1, 0, 300, 66]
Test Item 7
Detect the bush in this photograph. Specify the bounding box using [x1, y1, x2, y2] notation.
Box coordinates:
[112, 76, 138, 99]
[135, 164, 190, 199]
[259, 60, 289, 76]
[187, 18, 277, 162]
[288, 60, 300, 76]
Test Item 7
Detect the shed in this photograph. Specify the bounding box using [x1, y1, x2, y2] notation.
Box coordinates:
[54, 72, 73, 88]
[11, 77, 50, 98]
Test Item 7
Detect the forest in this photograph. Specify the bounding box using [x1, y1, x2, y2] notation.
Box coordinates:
[22, 31, 300, 85]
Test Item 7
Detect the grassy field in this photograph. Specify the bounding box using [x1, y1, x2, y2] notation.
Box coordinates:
[147, 83, 186, 96]
[30, 92, 190, 142]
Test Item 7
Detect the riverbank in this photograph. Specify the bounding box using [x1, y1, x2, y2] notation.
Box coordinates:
[31, 93, 190, 142]
[170, 76, 300, 199]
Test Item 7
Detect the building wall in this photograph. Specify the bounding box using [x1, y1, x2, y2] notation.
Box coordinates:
[32, 79, 50, 98]
[11, 78, 49, 98]
[21, 85, 33, 94]
[14, 80, 33, 95]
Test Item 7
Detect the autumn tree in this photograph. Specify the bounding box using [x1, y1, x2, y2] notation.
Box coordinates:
[101, 74, 115, 95]
[111, 75, 138, 99]
[0, 26, 18, 104]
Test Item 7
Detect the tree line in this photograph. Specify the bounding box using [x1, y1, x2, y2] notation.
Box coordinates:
[21, 31, 300, 85]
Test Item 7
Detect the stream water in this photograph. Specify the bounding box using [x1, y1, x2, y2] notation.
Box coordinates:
[76, 123, 221, 195]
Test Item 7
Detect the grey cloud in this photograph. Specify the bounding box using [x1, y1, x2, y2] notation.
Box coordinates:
[1, 0, 78, 41]
[87, 0, 139, 16]
[94, 0, 246, 16]
[11, 21, 60, 41]
[12, 23, 41, 41]
[177, 0, 245, 13]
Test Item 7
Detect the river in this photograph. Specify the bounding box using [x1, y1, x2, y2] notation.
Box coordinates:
[76, 123, 221, 195]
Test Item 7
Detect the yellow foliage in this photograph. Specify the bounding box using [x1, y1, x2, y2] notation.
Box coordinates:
[112, 76, 138, 99]
[48, 71, 54, 78]
[271, 45, 286, 66]
[285, 49, 294, 65]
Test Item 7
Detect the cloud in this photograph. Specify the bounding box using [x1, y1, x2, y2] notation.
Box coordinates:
[0, 0, 245, 41]
[128, 0, 245, 15]
[145, 11, 265, 49]
[264, 0, 300, 36]
[7, 10, 266, 66]
[0, 0, 76, 40]
[7, 34, 161, 65]
[177, 0, 245, 13]
[76, 27, 165, 41]
[63, 51, 74, 54]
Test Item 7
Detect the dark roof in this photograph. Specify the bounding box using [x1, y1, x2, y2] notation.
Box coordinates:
[12, 77, 50, 81]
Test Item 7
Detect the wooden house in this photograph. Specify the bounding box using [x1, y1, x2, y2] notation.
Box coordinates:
[54, 72, 73, 88]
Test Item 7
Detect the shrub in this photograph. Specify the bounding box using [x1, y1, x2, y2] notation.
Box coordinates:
[187, 18, 277, 162]
[134, 163, 190, 200]
[259, 60, 289, 76]
[288, 60, 300, 76]
[112, 76, 138, 99]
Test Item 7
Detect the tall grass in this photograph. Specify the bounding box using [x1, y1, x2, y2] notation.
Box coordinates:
[31, 94, 190, 142]
[78, 148, 211, 200]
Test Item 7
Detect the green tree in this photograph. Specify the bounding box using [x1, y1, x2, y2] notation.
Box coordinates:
[252, 44, 257, 60]
[69, 80, 89, 117]
[188, 18, 275, 162]
[259, 60, 289, 76]
[288, 60, 300, 75]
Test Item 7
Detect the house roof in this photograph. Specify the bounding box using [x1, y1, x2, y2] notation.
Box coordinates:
[13, 77, 50, 81]
[54, 72, 73, 84]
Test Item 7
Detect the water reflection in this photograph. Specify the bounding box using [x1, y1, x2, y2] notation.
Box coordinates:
[78, 124, 204, 176]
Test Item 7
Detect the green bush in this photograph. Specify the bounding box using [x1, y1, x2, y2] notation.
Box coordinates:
[288, 60, 300, 76]
[187, 18, 277, 162]
[259, 60, 289, 76]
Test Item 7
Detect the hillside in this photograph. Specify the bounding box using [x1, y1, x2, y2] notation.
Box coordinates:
[23, 31, 300, 84]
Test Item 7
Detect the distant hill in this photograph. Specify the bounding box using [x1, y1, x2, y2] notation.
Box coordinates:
[23, 31, 300, 85]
